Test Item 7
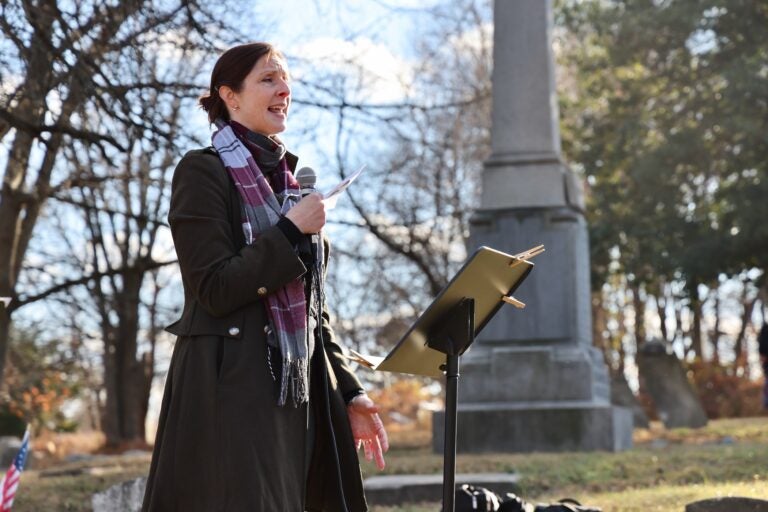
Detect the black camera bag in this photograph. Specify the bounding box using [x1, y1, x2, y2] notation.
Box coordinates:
[451, 484, 502, 511]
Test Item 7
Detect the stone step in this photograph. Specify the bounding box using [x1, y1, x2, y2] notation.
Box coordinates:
[363, 472, 520, 506]
[91, 473, 521, 510]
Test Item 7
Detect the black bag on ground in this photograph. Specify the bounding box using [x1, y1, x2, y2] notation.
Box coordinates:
[498, 494, 601, 512]
[498, 493, 534, 512]
[452, 484, 502, 511]
[532, 499, 602, 512]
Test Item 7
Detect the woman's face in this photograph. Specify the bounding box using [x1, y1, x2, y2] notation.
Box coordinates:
[225, 54, 291, 136]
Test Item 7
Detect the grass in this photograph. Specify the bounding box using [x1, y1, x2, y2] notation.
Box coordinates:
[10, 417, 768, 511]
[370, 482, 768, 512]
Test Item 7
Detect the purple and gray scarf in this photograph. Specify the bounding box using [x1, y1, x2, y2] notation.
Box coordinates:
[212, 120, 308, 406]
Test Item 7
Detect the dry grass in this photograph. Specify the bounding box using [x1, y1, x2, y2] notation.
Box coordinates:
[371, 480, 768, 512]
[9, 417, 768, 511]
[28, 431, 107, 470]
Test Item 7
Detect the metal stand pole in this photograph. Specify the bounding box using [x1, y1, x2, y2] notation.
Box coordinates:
[428, 297, 474, 512]
[442, 353, 460, 512]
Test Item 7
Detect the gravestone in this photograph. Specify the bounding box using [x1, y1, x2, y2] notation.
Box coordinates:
[0, 436, 23, 468]
[610, 373, 650, 429]
[637, 340, 707, 428]
[435, 0, 631, 453]
[92, 477, 146, 512]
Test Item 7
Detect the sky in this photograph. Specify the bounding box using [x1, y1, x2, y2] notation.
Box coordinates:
[241, 0, 441, 187]
[263, 0, 432, 58]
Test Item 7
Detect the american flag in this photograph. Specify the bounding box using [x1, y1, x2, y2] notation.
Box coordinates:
[0, 429, 30, 511]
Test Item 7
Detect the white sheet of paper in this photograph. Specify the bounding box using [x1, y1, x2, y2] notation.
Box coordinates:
[322, 165, 365, 210]
[345, 348, 385, 370]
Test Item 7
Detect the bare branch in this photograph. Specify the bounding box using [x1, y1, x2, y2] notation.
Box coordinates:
[11, 259, 177, 311]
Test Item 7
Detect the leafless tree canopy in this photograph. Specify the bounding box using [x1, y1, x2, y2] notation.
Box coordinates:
[290, 0, 493, 359]
[0, 0, 251, 442]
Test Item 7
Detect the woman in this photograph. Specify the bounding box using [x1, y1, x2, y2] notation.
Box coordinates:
[142, 42, 388, 512]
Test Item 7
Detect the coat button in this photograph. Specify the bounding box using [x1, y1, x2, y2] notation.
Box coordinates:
[228, 326, 240, 337]
[257, 286, 268, 297]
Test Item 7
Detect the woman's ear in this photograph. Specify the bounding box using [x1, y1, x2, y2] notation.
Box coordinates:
[218, 85, 237, 110]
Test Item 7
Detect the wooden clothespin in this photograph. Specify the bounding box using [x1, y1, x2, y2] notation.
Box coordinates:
[509, 244, 545, 268]
[502, 296, 526, 309]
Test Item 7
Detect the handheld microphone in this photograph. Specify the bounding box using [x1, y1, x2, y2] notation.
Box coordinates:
[294, 166, 320, 266]
[295, 167, 317, 197]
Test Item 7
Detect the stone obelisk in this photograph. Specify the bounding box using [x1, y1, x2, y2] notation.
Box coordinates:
[434, 0, 632, 452]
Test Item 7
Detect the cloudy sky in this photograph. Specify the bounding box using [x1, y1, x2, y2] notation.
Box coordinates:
[230, 1, 444, 190]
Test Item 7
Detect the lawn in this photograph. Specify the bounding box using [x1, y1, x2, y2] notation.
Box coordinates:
[10, 417, 768, 511]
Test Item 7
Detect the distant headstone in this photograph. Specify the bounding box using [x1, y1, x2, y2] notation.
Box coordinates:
[637, 340, 707, 429]
[92, 477, 146, 512]
[686, 497, 768, 512]
[610, 374, 650, 429]
[0, 436, 23, 468]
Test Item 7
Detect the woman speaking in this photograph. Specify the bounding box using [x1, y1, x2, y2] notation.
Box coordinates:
[142, 42, 388, 512]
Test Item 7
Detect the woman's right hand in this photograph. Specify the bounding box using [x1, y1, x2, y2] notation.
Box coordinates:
[347, 394, 389, 470]
[285, 193, 326, 234]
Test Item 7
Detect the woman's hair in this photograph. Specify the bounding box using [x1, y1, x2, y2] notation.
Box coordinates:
[199, 42, 286, 124]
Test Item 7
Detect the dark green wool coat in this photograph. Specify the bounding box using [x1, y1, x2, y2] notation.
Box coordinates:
[141, 149, 368, 512]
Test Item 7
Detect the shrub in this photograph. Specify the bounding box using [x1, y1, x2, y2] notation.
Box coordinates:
[686, 360, 765, 419]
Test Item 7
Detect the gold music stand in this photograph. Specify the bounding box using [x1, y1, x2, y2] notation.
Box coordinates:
[349, 244, 542, 512]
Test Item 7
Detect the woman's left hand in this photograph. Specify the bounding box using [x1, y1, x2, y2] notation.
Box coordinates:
[346, 394, 389, 470]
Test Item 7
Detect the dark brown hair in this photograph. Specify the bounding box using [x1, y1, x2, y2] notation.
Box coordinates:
[199, 42, 285, 124]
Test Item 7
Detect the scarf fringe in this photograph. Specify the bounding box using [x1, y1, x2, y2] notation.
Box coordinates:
[212, 121, 310, 408]
[278, 357, 310, 407]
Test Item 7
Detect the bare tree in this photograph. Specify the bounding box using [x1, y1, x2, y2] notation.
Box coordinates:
[0, 0, 252, 443]
[292, 0, 493, 354]
[58, 74, 185, 445]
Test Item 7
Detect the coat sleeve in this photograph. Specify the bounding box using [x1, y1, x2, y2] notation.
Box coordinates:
[317, 238, 364, 400]
[169, 151, 307, 318]
[320, 301, 364, 401]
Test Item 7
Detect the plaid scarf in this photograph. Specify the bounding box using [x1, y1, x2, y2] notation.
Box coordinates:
[211, 120, 309, 406]
[230, 121, 287, 175]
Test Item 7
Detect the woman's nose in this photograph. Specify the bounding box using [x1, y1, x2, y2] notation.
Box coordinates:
[277, 80, 290, 97]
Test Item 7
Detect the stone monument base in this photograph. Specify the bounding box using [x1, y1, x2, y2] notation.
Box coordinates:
[433, 403, 632, 453]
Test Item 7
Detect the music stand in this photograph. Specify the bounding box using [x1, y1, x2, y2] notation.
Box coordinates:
[349, 245, 542, 512]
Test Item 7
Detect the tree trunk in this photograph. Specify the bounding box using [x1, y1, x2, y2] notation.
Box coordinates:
[654, 280, 669, 342]
[616, 307, 627, 375]
[674, 294, 684, 348]
[611, 286, 628, 375]
[591, 291, 607, 356]
[711, 287, 721, 364]
[734, 283, 756, 368]
[690, 286, 703, 359]
[101, 270, 149, 447]
[631, 282, 646, 347]
[0, 310, 10, 384]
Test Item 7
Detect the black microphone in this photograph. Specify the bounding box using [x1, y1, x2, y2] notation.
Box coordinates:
[295, 166, 317, 197]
